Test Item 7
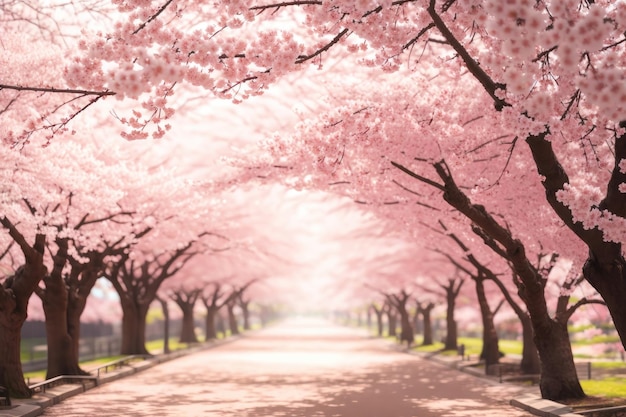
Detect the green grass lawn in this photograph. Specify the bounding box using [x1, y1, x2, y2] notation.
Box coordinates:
[408, 335, 626, 399]
[145, 339, 192, 354]
[24, 355, 127, 382]
[413, 341, 445, 353]
[581, 378, 626, 398]
[22, 335, 208, 382]
[410, 336, 487, 356]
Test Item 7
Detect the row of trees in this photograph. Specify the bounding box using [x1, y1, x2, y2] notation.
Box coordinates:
[0, 136, 277, 397]
[3, 0, 626, 404]
[0, 134, 404, 398]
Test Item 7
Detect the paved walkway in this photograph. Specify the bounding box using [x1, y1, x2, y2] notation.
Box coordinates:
[39, 317, 538, 417]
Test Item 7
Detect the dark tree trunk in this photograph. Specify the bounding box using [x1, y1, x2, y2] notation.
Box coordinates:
[485, 272, 541, 375]
[106, 242, 197, 356]
[0, 318, 31, 398]
[422, 310, 433, 346]
[413, 305, 422, 335]
[419, 303, 435, 346]
[371, 306, 384, 337]
[520, 314, 540, 374]
[240, 301, 251, 331]
[535, 320, 584, 399]
[64, 255, 107, 374]
[216, 313, 226, 336]
[0, 225, 46, 398]
[156, 297, 170, 354]
[444, 296, 458, 351]
[120, 300, 150, 355]
[584, 256, 626, 351]
[387, 291, 414, 348]
[172, 290, 201, 344]
[40, 240, 90, 379]
[437, 278, 463, 351]
[475, 278, 500, 368]
[205, 306, 218, 340]
[201, 284, 226, 340]
[386, 310, 397, 337]
[178, 302, 198, 344]
[42, 290, 86, 378]
[227, 303, 239, 336]
[398, 309, 414, 347]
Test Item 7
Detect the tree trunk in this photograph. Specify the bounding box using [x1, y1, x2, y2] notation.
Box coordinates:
[205, 306, 218, 340]
[373, 307, 384, 337]
[216, 313, 226, 336]
[534, 320, 584, 399]
[120, 300, 150, 355]
[520, 314, 540, 374]
[413, 307, 422, 335]
[227, 303, 239, 336]
[387, 311, 397, 337]
[389, 293, 414, 348]
[398, 309, 414, 348]
[41, 268, 90, 379]
[0, 321, 31, 398]
[65, 258, 106, 373]
[420, 304, 434, 346]
[444, 295, 457, 351]
[584, 256, 626, 351]
[157, 297, 170, 354]
[42, 292, 85, 378]
[475, 278, 500, 368]
[178, 303, 198, 344]
[240, 302, 250, 331]
[67, 294, 89, 370]
[487, 274, 541, 375]
[1, 208, 50, 397]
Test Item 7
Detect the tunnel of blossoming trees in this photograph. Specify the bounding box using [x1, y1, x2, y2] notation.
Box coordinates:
[1, 0, 626, 407]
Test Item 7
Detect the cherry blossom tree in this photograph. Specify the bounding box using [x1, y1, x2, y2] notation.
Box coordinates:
[170, 287, 202, 344]
[369, 300, 386, 337]
[105, 239, 201, 355]
[384, 290, 414, 347]
[416, 300, 435, 346]
[201, 282, 238, 340]
[0, 137, 139, 395]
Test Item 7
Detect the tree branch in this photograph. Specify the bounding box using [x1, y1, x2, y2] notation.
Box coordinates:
[426, 0, 508, 110]
[526, 131, 615, 259]
[390, 160, 445, 191]
[295, 28, 350, 64]
[132, 0, 175, 35]
[0, 84, 115, 97]
[249, 0, 322, 12]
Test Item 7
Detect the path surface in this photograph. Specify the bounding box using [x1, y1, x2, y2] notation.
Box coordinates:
[42, 317, 537, 416]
